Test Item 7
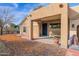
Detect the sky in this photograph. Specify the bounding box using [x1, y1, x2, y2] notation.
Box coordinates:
[0, 3, 79, 25]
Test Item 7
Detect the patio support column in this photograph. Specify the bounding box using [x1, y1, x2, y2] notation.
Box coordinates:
[61, 4, 69, 48]
[39, 21, 42, 36]
[29, 20, 33, 40]
[31, 20, 33, 40]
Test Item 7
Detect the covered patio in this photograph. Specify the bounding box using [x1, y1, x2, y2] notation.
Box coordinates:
[30, 13, 69, 48]
[25, 4, 69, 48]
[32, 14, 61, 38]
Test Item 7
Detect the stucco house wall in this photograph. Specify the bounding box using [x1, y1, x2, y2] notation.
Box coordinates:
[30, 4, 79, 41]
[30, 3, 61, 20]
[20, 17, 30, 39]
[20, 3, 75, 48]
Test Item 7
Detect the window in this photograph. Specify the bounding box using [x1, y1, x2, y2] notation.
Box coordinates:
[72, 24, 75, 28]
[50, 23, 61, 29]
[23, 27, 26, 32]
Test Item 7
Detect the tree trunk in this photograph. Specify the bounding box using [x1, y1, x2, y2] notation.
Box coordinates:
[0, 26, 3, 35]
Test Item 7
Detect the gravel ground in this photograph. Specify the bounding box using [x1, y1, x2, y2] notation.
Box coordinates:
[0, 34, 67, 56]
[0, 40, 67, 56]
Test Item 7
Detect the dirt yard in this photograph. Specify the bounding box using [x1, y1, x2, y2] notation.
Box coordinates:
[0, 34, 22, 41]
[0, 34, 67, 56]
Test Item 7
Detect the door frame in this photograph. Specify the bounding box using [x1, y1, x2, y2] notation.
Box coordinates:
[41, 22, 48, 36]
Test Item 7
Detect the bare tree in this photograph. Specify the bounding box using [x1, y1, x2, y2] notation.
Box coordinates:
[0, 19, 4, 35]
[0, 6, 15, 35]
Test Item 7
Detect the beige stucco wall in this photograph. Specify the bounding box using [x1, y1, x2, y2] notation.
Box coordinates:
[20, 3, 69, 48]
[31, 3, 68, 36]
[20, 17, 30, 39]
[30, 3, 61, 20]
[32, 3, 69, 48]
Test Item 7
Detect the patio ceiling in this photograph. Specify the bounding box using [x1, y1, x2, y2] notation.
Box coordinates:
[69, 8, 79, 20]
[71, 14, 79, 20]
